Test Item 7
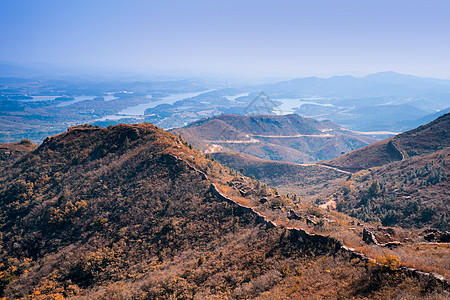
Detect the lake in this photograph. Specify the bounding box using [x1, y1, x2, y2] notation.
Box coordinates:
[97, 90, 215, 121]
[273, 98, 335, 115]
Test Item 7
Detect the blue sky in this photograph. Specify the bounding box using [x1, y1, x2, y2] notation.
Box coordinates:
[1, 0, 449, 78]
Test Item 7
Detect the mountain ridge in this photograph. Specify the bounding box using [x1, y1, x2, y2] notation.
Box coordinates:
[321, 112, 450, 172]
[0, 122, 448, 298]
[172, 113, 379, 163]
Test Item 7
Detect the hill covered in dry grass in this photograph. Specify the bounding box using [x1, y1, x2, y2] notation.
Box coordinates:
[322, 113, 450, 172]
[172, 114, 382, 163]
[0, 124, 447, 299]
[313, 113, 450, 230]
[335, 148, 449, 230]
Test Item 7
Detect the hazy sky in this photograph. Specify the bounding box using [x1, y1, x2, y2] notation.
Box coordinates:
[1, 0, 449, 78]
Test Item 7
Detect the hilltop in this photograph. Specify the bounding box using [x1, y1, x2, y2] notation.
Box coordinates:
[172, 114, 381, 163]
[322, 113, 450, 172]
[0, 123, 448, 298]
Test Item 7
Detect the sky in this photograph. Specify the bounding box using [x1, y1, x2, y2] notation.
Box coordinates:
[1, 0, 450, 78]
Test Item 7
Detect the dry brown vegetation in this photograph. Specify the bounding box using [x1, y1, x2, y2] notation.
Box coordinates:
[0, 124, 448, 299]
[211, 151, 348, 203]
[335, 148, 449, 230]
[205, 114, 449, 281]
[172, 114, 379, 163]
[322, 113, 450, 172]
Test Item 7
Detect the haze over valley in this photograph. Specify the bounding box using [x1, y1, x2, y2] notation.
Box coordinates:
[1, 0, 449, 298]
[1, 64, 449, 145]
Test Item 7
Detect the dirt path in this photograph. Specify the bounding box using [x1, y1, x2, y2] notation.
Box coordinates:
[350, 130, 400, 135]
[205, 138, 260, 144]
[296, 162, 352, 175]
[316, 164, 352, 174]
[205, 144, 222, 154]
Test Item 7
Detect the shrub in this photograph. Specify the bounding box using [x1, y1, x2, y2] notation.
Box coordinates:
[368, 253, 400, 272]
[19, 139, 33, 145]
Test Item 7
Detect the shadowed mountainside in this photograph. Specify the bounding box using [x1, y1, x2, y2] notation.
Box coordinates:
[333, 148, 449, 230]
[309, 114, 450, 230]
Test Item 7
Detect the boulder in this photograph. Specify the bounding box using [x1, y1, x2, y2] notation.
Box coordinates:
[363, 228, 379, 245]
[288, 209, 302, 220]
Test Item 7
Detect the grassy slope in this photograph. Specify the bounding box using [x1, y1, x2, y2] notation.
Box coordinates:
[322, 113, 450, 172]
[211, 151, 348, 203]
[172, 114, 376, 163]
[312, 113, 450, 230]
[336, 148, 449, 230]
[0, 124, 447, 299]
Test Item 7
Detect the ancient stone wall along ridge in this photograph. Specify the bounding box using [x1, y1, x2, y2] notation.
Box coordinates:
[168, 153, 449, 289]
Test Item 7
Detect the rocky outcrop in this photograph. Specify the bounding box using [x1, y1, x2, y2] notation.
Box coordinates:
[288, 209, 302, 220]
[363, 228, 379, 245]
[424, 230, 450, 243]
[383, 241, 402, 248]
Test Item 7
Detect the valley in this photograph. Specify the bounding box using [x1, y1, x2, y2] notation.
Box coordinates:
[206, 114, 449, 231]
[172, 114, 378, 163]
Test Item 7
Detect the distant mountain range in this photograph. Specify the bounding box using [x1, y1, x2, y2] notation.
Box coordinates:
[397, 107, 450, 129]
[1, 65, 449, 142]
[257, 71, 450, 99]
[172, 114, 385, 163]
[223, 71, 449, 132]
